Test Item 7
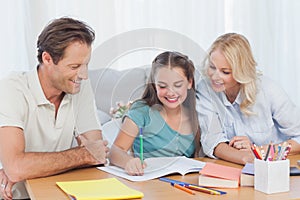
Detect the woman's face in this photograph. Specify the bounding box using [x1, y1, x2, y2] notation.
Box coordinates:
[207, 49, 240, 94]
[154, 67, 192, 110]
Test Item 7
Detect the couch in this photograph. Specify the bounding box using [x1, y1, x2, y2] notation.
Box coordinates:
[88, 67, 151, 146]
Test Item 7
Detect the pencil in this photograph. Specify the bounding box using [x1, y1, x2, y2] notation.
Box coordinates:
[254, 144, 263, 159]
[159, 177, 227, 195]
[171, 183, 195, 195]
[264, 143, 271, 161]
[251, 144, 261, 159]
[269, 142, 275, 161]
[139, 127, 144, 164]
[185, 185, 221, 195]
[282, 143, 292, 160]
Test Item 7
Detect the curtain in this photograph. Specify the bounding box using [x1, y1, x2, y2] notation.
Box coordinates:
[0, 0, 299, 105]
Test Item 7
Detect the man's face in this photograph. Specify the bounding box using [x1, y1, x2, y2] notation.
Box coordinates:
[49, 41, 91, 94]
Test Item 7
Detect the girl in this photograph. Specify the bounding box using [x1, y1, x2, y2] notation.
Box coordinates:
[109, 51, 200, 175]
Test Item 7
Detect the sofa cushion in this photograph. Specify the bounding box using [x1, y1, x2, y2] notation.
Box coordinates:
[101, 118, 122, 147]
[89, 67, 148, 117]
[97, 109, 111, 125]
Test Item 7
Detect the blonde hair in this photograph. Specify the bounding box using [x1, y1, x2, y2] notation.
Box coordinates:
[207, 33, 257, 115]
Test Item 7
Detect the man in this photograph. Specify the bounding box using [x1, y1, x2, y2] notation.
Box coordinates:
[0, 17, 109, 199]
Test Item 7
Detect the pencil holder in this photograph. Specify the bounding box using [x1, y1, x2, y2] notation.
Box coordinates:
[254, 159, 290, 194]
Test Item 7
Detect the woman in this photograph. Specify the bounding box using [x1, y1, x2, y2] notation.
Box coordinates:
[196, 33, 300, 164]
[109, 51, 201, 175]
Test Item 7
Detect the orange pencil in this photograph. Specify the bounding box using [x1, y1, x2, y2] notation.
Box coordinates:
[171, 183, 195, 195]
[185, 185, 221, 195]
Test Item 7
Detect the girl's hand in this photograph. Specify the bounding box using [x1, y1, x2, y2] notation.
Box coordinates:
[124, 157, 147, 176]
[229, 136, 252, 151]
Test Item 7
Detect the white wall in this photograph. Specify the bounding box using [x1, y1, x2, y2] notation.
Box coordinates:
[1, 0, 299, 105]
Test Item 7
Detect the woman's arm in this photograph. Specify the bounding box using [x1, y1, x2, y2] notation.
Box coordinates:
[214, 142, 254, 165]
[264, 77, 300, 154]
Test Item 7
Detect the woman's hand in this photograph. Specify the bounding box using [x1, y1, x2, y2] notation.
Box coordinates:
[124, 157, 147, 176]
[229, 136, 252, 151]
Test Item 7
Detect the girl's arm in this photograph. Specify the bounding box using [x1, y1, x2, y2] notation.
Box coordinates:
[109, 117, 146, 175]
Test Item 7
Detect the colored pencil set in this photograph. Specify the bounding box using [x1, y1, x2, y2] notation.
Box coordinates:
[251, 142, 291, 161]
[159, 177, 226, 195]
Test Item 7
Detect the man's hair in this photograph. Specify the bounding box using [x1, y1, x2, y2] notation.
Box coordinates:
[37, 17, 95, 64]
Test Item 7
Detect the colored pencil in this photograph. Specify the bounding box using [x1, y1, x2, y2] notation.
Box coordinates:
[171, 183, 195, 195]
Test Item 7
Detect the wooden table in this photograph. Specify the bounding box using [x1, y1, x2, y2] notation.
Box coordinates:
[26, 155, 300, 200]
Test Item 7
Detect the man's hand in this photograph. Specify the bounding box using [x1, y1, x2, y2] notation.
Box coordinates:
[78, 135, 109, 165]
[0, 169, 14, 200]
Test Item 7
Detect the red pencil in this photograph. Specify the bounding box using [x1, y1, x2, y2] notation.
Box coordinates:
[251, 145, 262, 159]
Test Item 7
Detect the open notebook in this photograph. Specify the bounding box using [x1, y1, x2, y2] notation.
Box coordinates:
[56, 178, 143, 200]
[98, 156, 206, 181]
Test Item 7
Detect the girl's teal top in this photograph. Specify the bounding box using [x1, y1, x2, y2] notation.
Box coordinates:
[125, 101, 195, 159]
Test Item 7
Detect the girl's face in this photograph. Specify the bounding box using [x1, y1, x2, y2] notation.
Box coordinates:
[154, 67, 192, 110]
[207, 49, 240, 94]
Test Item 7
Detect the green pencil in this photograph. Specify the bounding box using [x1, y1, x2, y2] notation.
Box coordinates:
[139, 128, 144, 164]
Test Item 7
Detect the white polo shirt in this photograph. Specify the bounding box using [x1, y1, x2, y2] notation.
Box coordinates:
[0, 68, 101, 199]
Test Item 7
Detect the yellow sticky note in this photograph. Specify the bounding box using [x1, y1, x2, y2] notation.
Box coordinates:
[56, 178, 144, 200]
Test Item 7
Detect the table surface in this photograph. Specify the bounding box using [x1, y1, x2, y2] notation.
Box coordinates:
[26, 155, 300, 200]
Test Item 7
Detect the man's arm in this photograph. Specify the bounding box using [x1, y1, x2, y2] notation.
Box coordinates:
[0, 126, 108, 183]
[0, 168, 14, 199]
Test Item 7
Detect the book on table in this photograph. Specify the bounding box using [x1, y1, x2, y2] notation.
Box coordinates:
[240, 162, 254, 187]
[56, 178, 143, 200]
[98, 156, 206, 181]
[290, 166, 300, 176]
[198, 162, 242, 188]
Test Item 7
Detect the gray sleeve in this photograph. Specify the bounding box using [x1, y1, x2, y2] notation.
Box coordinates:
[262, 77, 300, 143]
[196, 80, 229, 158]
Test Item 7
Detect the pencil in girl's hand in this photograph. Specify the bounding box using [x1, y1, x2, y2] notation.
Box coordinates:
[139, 127, 144, 164]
